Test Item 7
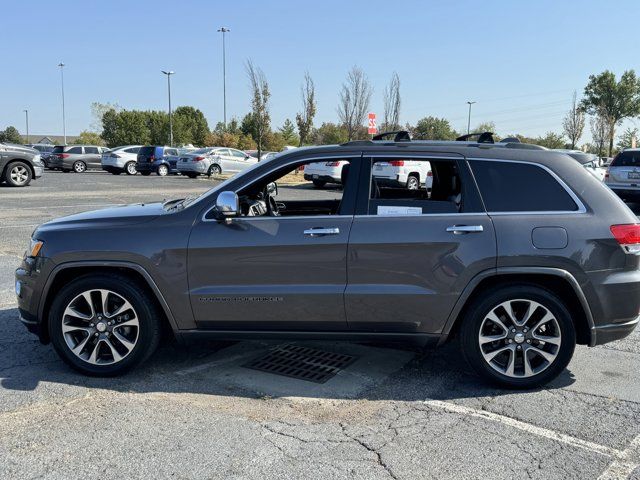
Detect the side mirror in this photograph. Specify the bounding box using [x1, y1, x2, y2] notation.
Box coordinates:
[215, 191, 239, 222]
[266, 182, 278, 196]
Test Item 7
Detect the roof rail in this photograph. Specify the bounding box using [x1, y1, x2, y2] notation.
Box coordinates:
[372, 130, 412, 142]
[456, 132, 495, 144]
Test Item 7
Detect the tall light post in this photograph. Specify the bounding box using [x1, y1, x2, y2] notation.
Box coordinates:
[161, 70, 175, 146]
[217, 27, 230, 128]
[466, 101, 476, 135]
[58, 62, 66, 144]
[23, 110, 29, 144]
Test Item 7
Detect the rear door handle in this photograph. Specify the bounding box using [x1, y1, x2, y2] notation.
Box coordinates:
[446, 225, 484, 234]
[304, 227, 340, 237]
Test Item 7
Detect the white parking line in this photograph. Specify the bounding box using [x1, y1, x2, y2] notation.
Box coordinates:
[598, 435, 640, 480]
[0, 224, 39, 229]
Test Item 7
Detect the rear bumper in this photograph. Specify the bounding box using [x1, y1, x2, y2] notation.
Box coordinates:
[593, 316, 639, 345]
[304, 173, 341, 183]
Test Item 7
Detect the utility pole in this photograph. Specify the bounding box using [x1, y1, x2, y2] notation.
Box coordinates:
[217, 27, 230, 128]
[58, 62, 66, 144]
[23, 110, 29, 144]
[466, 101, 476, 135]
[161, 70, 175, 146]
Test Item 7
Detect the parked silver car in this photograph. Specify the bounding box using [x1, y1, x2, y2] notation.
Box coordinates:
[604, 149, 640, 200]
[177, 147, 257, 178]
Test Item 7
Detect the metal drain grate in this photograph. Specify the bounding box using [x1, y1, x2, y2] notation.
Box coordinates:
[244, 344, 357, 383]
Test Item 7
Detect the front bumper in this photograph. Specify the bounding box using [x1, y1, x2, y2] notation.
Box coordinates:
[33, 165, 44, 179]
[15, 255, 53, 343]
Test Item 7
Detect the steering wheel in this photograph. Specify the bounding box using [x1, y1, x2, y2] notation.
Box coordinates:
[264, 186, 280, 216]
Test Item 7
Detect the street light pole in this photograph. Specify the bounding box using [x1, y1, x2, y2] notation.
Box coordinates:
[161, 70, 175, 146]
[217, 27, 230, 128]
[466, 101, 476, 135]
[58, 62, 66, 144]
[23, 110, 29, 144]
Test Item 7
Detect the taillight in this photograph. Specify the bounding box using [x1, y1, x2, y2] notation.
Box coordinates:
[325, 161, 341, 167]
[59, 153, 69, 159]
[149, 155, 155, 161]
[611, 224, 640, 254]
[389, 160, 405, 167]
[194, 156, 205, 161]
[427, 171, 433, 177]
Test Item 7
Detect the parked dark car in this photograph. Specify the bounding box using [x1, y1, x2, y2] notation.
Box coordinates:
[1, 142, 44, 186]
[15, 133, 640, 387]
[135, 146, 180, 176]
[48, 145, 110, 172]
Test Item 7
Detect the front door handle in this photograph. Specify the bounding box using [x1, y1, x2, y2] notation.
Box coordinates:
[446, 225, 484, 234]
[304, 227, 340, 237]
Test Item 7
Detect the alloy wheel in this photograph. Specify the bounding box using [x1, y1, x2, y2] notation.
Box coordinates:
[478, 299, 561, 378]
[10, 165, 29, 185]
[61, 289, 140, 365]
[73, 161, 86, 173]
[157, 165, 169, 176]
[126, 162, 137, 175]
[407, 176, 419, 190]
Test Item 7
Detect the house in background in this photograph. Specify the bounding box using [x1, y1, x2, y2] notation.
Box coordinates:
[30, 135, 79, 145]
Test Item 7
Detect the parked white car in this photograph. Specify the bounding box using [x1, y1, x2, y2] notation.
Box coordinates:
[554, 150, 607, 182]
[101, 145, 142, 175]
[177, 147, 257, 178]
[372, 159, 433, 190]
[303, 160, 349, 187]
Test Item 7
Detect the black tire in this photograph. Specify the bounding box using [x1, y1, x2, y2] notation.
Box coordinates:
[73, 161, 87, 173]
[312, 180, 327, 188]
[156, 164, 169, 176]
[48, 274, 161, 376]
[125, 162, 137, 175]
[208, 164, 222, 177]
[459, 284, 576, 389]
[4, 161, 33, 187]
[406, 174, 420, 190]
[140, 171, 151, 176]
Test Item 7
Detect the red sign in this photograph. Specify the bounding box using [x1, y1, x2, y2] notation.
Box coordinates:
[368, 112, 377, 135]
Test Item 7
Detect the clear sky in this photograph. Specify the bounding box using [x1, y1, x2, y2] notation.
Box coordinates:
[2, 0, 638, 140]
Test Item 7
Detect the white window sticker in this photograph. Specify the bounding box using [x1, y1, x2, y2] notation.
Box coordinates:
[377, 206, 422, 216]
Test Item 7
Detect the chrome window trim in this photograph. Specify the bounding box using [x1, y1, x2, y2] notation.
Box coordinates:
[201, 154, 362, 223]
[466, 157, 588, 215]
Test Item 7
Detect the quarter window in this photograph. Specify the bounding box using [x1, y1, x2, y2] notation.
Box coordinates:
[471, 161, 579, 212]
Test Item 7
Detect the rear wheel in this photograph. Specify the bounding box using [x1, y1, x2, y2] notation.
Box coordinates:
[156, 164, 169, 176]
[49, 274, 161, 376]
[459, 285, 576, 389]
[5, 161, 32, 187]
[125, 162, 137, 175]
[208, 164, 222, 176]
[406, 174, 419, 190]
[312, 180, 327, 188]
[73, 161, 87, 173]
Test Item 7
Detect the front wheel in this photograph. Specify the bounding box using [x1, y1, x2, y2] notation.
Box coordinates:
[5, 161, 32, 187]
[459, 285, 576, 389]
[48, 274, 161, 376]
[125, 162, 137, 175]
[208, 164, 221, 177]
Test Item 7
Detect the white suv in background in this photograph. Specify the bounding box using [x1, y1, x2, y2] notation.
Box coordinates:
[303, 160, 349, 187]
[373, 159, 433, 190]
[101, 145, 142, 175]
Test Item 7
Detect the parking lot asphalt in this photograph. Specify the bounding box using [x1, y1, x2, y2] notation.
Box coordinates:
[1, 171, 639, 479]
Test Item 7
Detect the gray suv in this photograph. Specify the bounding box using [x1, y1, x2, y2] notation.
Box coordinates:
[15, 134, 640, 388]
[1, 142, 44, 186]
[48, 145, 109, 172]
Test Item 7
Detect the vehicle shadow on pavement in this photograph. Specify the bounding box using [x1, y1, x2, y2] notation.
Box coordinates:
[0, 307, 576, 402]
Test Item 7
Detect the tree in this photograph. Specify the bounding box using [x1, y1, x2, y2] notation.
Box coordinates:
[101, 109, 151, 147]
[535, 132, 566, 149]
[278, 119, 298, 145]
[382, 72, 401, 131]
[312, 122, 349, 145]
[295, 72, 316, 146]
[581, 70, 640, 156]
[91, 102, 121, 132]
[74, 131, 104, 146]
[246, 60, 271, 158]
[617, 127, 639, 150]
[562, 91, 585, 149]
[590, 114, 609, 157]
[0, 126, 23, 144]
[412, 117, 457, 140]
[337, 66, 372, 140]
[172, 106, 209, 146]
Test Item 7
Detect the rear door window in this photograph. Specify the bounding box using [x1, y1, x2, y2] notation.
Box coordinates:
[85, 147, 99, 154]
[138, 146, 156, 156]
[471, 160, 579, 212]
[67, 147, 83, 154]
[611, 152, 640, 167]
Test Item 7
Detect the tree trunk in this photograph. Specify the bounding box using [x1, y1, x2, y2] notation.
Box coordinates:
[608, 123, 615, 157]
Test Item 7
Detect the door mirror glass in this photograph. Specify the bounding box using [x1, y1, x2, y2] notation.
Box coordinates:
[266, 182, 278, 196]
[216, 191, 239, 218]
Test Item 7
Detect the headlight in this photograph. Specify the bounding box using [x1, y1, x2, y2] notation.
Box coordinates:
[28, 239, 44, 257]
